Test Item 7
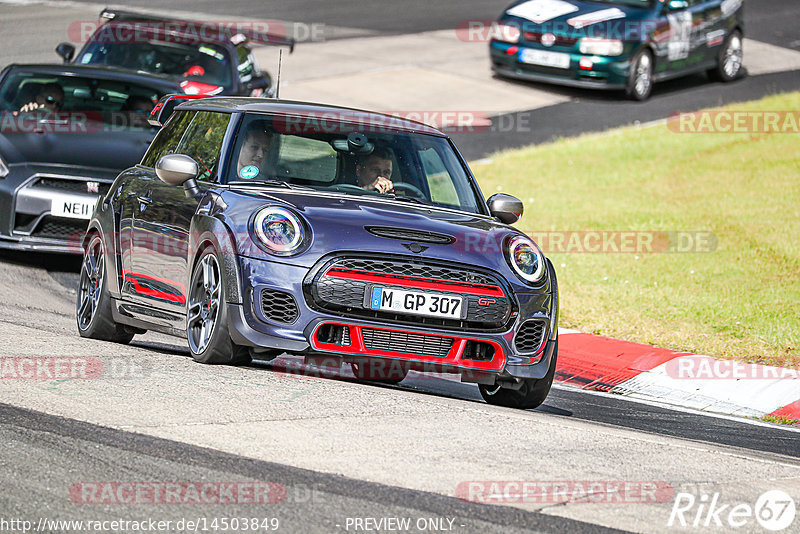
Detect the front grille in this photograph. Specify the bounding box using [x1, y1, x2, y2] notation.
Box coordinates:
[260, 288, 299, 324]
[365, 226, 455, 245]
[32, 177, 111, 195]
[521, 32, 578, 47]
[334, 258, 495, 286]
[308, 256, 513, 332]
[361, 328, 454, 358]
[515, 320, 546, 353]
[31, 216, 87, 239]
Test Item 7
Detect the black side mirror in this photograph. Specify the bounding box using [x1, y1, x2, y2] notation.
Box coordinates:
[55, 43, 76, 63]
[487, 193, 524, 225]
[246, 73, 272, 95]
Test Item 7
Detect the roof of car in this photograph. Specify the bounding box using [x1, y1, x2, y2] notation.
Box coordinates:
[175, 97, 446, 136]
[4, 64, 183, 90]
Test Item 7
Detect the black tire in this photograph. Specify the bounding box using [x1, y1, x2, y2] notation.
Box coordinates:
[479, 340, 558, 409]
[351, 359, 409, 384]
[708, 30, 743, 82]
[76, 233, 135, 343]
[626, 49, 654, 101]
[187, 247, 251, 365]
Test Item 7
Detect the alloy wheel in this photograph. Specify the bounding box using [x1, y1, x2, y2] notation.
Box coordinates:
[188, 253, 222, 354]
[77, 236, 104, 331]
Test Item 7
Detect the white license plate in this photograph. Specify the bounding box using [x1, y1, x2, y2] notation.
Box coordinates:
[367, 287, 464, 319]
[519, 48, 571, 69]
[50, 195, 95, 220]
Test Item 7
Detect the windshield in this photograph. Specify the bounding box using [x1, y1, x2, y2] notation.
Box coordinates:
[0, 70, 163, 130]
[227, 113, 484, 215]
[78, 30, 232, 90]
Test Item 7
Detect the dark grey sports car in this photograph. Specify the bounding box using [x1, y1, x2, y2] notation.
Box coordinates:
[77, 96, 559, 409]
[0, 64, 178, 252]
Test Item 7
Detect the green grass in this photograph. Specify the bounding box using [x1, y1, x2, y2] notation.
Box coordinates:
[760, 414, 800, 426]
[472, 92, 800, 368]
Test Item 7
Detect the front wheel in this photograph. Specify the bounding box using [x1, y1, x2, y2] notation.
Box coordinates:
[479, 341, 557, 409]
[187, 247, 251, 365]
[76, 233, 134, 343]
[626, 49, 654, 101]
[708, 30, 743, 82]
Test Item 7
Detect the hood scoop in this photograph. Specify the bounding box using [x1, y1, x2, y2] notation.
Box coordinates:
[365, 226, 455, 245]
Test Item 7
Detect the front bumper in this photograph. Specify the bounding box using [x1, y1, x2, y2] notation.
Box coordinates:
[0, 170, 110, 254]
[490, 41, 632, 89]
[227, 253, 558, 380]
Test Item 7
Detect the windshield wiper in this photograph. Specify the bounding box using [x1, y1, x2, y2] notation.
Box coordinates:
[228, 180, 313, 191]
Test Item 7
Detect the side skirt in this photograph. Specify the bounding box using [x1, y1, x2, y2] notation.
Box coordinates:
[112, 298, 186, 338]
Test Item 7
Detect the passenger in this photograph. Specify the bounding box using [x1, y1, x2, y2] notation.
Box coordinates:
[236, 122, 273, 178]
[356, 146, 394, 193]
[122, 95, 155, 128]
[19, 82, 64, 113]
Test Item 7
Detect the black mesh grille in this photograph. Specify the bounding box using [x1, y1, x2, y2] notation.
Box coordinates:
[521, 32, 578, 47]
[365, 226, 455, 245]
[260, 289, 299, 324]
[334, 258, 495, 286]
[361, 328, 454, 358]
[515, 320, 546, 353]
[31, 216, 88, 239]
[32, 177, 111, 195]
[309, 257, 513, 332]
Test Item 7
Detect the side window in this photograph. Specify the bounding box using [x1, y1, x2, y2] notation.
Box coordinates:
[140, 111, 197, 168]
[419, 147, 459, 206]
[174, 111, 232, 182]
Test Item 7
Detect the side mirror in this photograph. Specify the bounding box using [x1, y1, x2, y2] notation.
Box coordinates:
[668, 0, 689, 10]
[55, 42, 76, 63]
[246, 73, 272, 95]
[487, 193, 523, 225]
[155, 154, 201, 197]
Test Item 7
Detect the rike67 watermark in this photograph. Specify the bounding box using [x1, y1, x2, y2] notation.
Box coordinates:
[669, 490, 796, 531]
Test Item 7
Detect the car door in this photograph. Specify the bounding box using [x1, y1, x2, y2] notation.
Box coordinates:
[665, 0, 711, 71]
[129, 110, 232, 316]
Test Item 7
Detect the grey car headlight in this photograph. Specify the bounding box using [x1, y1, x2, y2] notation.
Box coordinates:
[506, 235, 545, 283]
[252, 206, 306, 255]
[579, 38, 624, 56]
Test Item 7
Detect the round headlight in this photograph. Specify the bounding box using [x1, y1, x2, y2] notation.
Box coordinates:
[253, 206, 304, 254]
[507, 236, 545, 283]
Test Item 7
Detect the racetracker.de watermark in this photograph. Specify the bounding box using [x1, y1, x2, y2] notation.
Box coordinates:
[271, 110, 505, 134]
[67, 20, 324, 44]
[455, 19, 661, 43]
[664, 356, 800, 380]
[456, 480, 674, 504]
[69, 482, 287, 505]
[0, 357, 153, 380]
[668, 111, 800, 134]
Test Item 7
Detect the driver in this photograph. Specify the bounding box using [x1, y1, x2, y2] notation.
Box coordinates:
[237, 122, 273, 178]
[356, 147, 394, 194]
[19, 82, 64, 113]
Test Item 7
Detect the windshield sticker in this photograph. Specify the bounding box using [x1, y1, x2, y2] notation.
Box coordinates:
[567, 8, 626, 29]
[80, 53, 93, 64]
[506, 0, 579, 24]
[239, 165, 259, 179]
[667, 11, 692, 61]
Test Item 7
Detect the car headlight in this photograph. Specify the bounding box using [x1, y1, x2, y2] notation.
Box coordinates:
[579, 38, 624, 56]
[506, 236, 545, 284]
[493, 22, 521, 43]
[0, 154, 8, 178]
[252, 206, 306, 255]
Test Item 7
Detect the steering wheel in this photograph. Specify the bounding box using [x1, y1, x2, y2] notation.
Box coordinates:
[390, 182, 426, 200]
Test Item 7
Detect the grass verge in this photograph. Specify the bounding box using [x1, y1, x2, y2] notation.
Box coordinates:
[473, 92, 800, 368]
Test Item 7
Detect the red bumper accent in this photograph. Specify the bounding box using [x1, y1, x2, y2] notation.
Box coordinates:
[324, 267, 506, 298]
[310, 322, 506, 372]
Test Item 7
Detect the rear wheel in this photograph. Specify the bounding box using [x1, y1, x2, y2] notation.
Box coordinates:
[351, 359, 409, 384]
[187, 247, 251, 365]
[709, 30, 743, 82]
[626, 49, 654, 101]
[479, 341, 557, 409]
[76, 233, 134, 343]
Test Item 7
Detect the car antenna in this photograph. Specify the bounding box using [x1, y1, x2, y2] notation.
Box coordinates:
[275, 49, 283, 99]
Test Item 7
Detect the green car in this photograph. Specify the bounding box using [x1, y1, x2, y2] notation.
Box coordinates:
[490, 0, 744, 100]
